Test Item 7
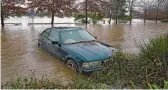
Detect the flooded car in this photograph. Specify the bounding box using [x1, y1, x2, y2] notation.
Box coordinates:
[38, 27, 117, 72]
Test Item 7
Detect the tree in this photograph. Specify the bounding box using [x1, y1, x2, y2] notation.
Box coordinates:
[108, 0, 127, 24]
[73, 12, 104, 24]
[1, 0, 27, 28]
[76, 0, 107, 24]
[77, 0, 107, 13]
[107, 0, 115, 24]
[153, 0, 165, 23]
[139, 0, 154, 23]
[28, 0, 76, 26]
[163, 0, 168, 20]
[126, 0, 137, 24]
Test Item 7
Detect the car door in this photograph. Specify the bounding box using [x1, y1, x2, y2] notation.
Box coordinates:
[39, 28, 51, 50]
[47, 29, 61, 57]
[47, 29, 68, 60]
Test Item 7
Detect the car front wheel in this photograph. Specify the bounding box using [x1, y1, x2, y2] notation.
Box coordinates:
[66, 59, 78, 72]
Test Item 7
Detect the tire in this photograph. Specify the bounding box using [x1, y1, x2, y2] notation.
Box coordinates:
[66, 59, 78, 72]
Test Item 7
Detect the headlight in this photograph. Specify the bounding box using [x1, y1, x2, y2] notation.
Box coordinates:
[82, 63, 90, 68]
[82, 61, 102, 68]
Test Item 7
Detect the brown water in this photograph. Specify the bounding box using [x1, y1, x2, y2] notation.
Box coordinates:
[1, 22, 168, 84]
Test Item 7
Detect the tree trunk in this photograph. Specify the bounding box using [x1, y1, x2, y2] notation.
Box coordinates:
[115, 10, 118, 24]
[51, 11, 54, 27]
[1, 2, 4, 28]
[115, 18, 118, 24]
[108, 8, 112, 24]
[156, 0, 159, 23]
[129, 0, 133, 24]
[144, 10, 147, 23]
[1, 10, 4, 28]
[129, 10, 132, 24]
[85, 0, 88, 29]
[109, 16, 112, 24]
[109, 12, 112, 24]
[156, 10, 158, 23]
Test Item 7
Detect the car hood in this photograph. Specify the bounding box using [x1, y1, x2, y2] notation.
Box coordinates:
[63, 41, 113, 62]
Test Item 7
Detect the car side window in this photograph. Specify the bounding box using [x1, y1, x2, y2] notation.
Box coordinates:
[42, 29, 51, 38]
[48, 29, 59, 41]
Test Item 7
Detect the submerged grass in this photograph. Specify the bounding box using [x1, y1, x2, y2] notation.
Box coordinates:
[1, 71, 63, 89]
[2, 34, 168, 89]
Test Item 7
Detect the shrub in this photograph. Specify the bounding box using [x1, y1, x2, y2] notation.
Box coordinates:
[161, 19, 168, 23]
[118, 15, 132, 21]
[135, 34, 168, 87]
[73, 12, 104, 24]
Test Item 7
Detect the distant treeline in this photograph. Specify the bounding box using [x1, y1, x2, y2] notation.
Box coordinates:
[1, 0, 168, 27]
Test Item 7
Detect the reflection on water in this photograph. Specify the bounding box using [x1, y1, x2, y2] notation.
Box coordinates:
[1, 22, 168, 84]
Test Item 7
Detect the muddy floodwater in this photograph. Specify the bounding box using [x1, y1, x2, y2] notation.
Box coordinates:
[1, 19, 168, 84]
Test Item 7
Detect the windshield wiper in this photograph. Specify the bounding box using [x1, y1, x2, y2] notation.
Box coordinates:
[71, 40, 96, 44]
[72, 40, 88, 44]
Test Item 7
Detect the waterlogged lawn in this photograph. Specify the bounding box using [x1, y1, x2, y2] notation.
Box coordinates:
[2, 34, 168, 89]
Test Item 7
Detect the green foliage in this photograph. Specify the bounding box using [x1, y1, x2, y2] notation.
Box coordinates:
[72, 12, 89, 23]
[1, 71, 63, 89]
[118, 15, 132, 21]
[161, 19, 168, 23]
[74, 52, 140, 89]
[148, 80, 168, 89]
[130, 80, 136, 89]
[74, 75, 108, 89]
[73, 12, 104, 24]
[73, 12, 86, 21]
[136, 34, 168, 76]
[131, 80, 168, 89]
[134, 34, 168, 87]
[164, 81, 168, 89]
[89, 13, 104, 24]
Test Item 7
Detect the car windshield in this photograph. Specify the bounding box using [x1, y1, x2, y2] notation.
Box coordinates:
[60, 29, 96, 44]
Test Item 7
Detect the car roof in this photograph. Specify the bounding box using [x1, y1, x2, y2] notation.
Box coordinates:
[50, 27, 84, 31]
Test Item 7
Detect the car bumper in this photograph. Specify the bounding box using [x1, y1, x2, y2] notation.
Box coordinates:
[82, 66, 105, 72]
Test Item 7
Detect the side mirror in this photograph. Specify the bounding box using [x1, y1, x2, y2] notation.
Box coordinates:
[52, 41, 59, 44]
[52, 41, 61, 47]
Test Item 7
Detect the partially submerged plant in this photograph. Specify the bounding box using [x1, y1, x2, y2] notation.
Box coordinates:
[135, 34, 168, 86]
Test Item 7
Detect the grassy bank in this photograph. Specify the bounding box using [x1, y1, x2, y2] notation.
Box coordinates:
[2, 34, 168, 89]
